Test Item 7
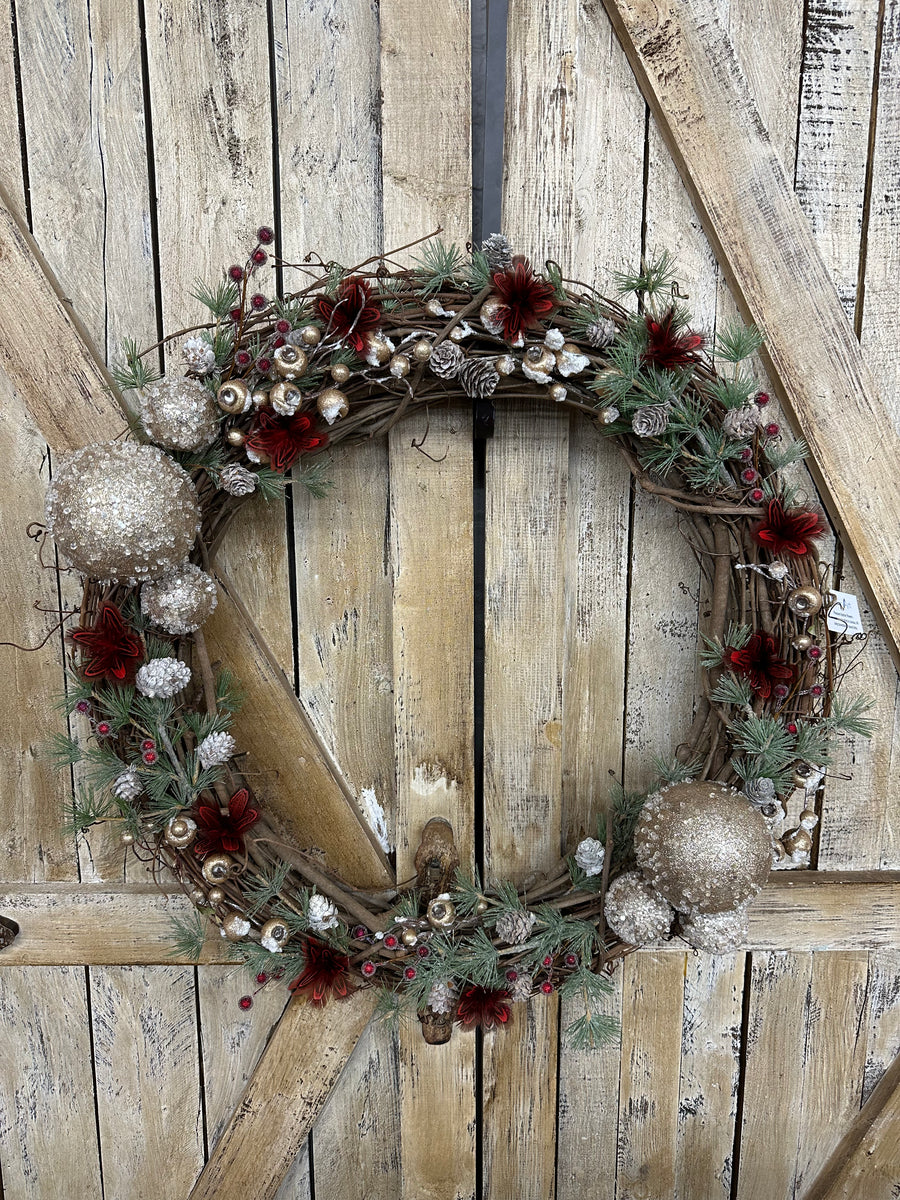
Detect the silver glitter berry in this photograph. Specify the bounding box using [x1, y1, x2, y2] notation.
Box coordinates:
[182, 335, 217, 375]
[136, 657, 192, 698]
[140, 377, 220, 451]
[680, 904, 750, 953]
[633, 781, 772, 915]
[603, 871, 674, 946]
[574, 837, 606, 877]
[45, 442, 201, 584]
[141, 562, 218, 635]
[197, 732, 236, 770]
[219, 464, 258, 497]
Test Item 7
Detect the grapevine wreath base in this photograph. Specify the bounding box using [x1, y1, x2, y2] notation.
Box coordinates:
[35, 231, 873, 1047]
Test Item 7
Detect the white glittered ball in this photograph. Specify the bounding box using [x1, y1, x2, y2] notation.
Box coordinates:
[46, 442, 201, 584]
[604, 870, 674, 946]
[680, 903, 751, 953]
[634, 780, 772, 915]
[140, 376, 220, 451]
[141, 562, 217, 635]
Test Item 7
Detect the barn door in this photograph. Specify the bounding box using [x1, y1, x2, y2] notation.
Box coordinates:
[1, 2, 899, 1199]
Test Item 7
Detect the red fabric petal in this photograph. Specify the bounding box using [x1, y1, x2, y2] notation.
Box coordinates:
[726, 631, 793, 700]
[642, 308, 705, 370]
[752, 498, 825, 558]
[317, 278, 381, 352]
[288, 939, 353, 1007]
[71, 603, 143, 685]
[489, 261, 555, 341]
[245, 410, 329, 475]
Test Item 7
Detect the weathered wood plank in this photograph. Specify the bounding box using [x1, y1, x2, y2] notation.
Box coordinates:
[599, 0, 900, 672]
[90, 965, 205, 1199]
[188, 991, 378, 1200]
[0, 966, 103, 1199]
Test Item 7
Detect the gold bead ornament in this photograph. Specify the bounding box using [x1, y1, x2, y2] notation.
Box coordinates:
[330, 361, 351, 384]
[207, 887, 225, 905]
[164, 815, 197, 849]
[400, 927, 419, 947]
[412, 339, 432, 362]
[226, 428, 246, 447]
[272, 344, 308, 380]
[260, 918, 290, 948]
[787, 586, 823, 617]
[221, 911, 251, 942]
[202, 852, 234, 883]
[217, 379, 251, 415]
[298, 324, 321, 346]
[427, 897, 457, 929]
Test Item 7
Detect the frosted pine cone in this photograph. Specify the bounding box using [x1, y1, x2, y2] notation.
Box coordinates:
[427, 979, 458, 1015]
[308, 892, 340, 933]
[429, 341, 464, 379]
[113, 767, 142, 802]
[136, 657, 192, 699]
[495, 909, 536, 946]
[181, 335, 217, 375]
[723, 404, 762, 440]
[508, 971, 533, 1003]
[743, 777, 777, 810]
[574, 837, 606, 877]
[458, 357, 500, 399]
[197, 732, 237, 770]
[219, 464, 257, 497]
[632, 403, 671, 438]
[585, 317, 617, 349]
[481, 233, 513, 273]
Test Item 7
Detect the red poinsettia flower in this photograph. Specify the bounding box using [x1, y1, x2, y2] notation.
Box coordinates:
[752, 497, 826, 558]
[317, 277, 382, 352]
[489, 260, 556, 341]
[642, 308, 704, 370]
[289, 938, 353, 1006]
[192, 788, 260, 857]
[70, 602, 143, 684]
[726, 631, 793, 700]
[455, 985, 511, 1030]
[245, 409, 329, 474]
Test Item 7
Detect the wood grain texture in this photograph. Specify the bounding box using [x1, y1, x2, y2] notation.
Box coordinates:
[0, 966, 103, 1199]
[90, 965, 204, 1199]
[599, 0, 900, 672]
[188, 991, 378, 1200]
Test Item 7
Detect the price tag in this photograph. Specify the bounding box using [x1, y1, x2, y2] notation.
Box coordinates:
[826, 590, 864, 636]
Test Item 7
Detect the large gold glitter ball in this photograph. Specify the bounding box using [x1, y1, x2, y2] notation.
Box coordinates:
[633, 781, 771, 914]
[46, 442, 201, 583]
[142, 562, 217, 635]
[139, 376, 220, 451]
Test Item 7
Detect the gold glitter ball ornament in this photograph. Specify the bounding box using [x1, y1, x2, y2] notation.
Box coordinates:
[260, 918, 290, 949]
[222, 912, 251, 941]
[207, 887, 225, 905]
[603, 870, 674, 946]
[633, 781, 771, 914]
[217, 379, 251, 415]
[680, 904, 750, 953]
[787, 586, 823, 617]
[164, 815, 198, 849]
[139, 376, 220, 451]
[427, 897, 456, 929]
[202, 852, 234, 883]
[46, 442, 201, 584]
[142, 562, 217, 635]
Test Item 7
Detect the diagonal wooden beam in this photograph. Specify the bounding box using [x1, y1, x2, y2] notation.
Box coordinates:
[601, 0, 900, 675]
[0, 185, 391, 889]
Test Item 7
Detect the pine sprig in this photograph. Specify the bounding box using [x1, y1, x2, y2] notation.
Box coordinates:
[168, 909, 209, 961]
[714, 319, 764, 364]
[613, 251, 680, 301]
[112, 338, 162, 392]
[190, 278, 240, 319]
[413, 239, 464, 293]
[294, 459, 335, 499]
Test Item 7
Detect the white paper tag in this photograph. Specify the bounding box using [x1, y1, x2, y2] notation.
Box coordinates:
[826, 590, 864, 636]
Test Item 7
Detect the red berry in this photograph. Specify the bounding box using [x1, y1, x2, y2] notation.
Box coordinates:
[141, 738, 155, 752]
[786, 722, 798, 735]
[229, 307, 243, 323]
[250, 293, 267, 311]
[257, 226, 275, 245]
[404, 966, 417, 981]
[228, 265, 244, 281]
[416, 944, 430, 958]
[542, 955, 553, 968]
[235, 350, 252, 367]
[540, 981, 554, 995]
[564, 953, 578, 968]
[810, 684, 824, 697]
[808, 646, 823, 660]
[238, 995, 253, 1010]
[765, 422, 780, 437]
[352, 925, 367, 940]
[251, 248, 267, 265]
[256, 357, 272, 373]
[773, 683, 789, 699]
[741, 467, 758, 484]
[505, 969, 519, 982]
[740, 447, 754, 462]
[256, 972, 268, 985]
[384, 934, 399, 949]
[96, 721, 111, 736]
[756, 391, 770, 406]
[749, 488, 765, 503]
[142, 749, 157, 764]
[76, 699, 91, 714]
[272, 335, 286, 348]
[276, 319, 291, 335]
[362, 960, 376, 977]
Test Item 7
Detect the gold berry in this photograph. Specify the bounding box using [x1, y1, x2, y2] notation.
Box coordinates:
[299, 324, 321, 346]
[412, 339, 432, 362]
[330, 361, 351, 384]
[226, 428, 246, 447]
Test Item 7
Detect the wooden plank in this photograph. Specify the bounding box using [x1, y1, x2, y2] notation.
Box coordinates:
[0, 0, 25, 214]
[188, 991, 378, 1200]
[90, 965, 204, 1199]
[0, 966, 103, 1198]
[599, 0, 900, 673]
[863, 949, 900, 1105]
[616, 951, 686, 1200]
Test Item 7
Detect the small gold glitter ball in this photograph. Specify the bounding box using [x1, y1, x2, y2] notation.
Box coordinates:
[46, 442, 201, 584]
[427, 898, 456, 929]
[164, 815, 198, 849]
[412, 339, 432, 362]
[217, 379, 251, 415]
[792, 632, 814, 652]
[140, 376, 220, 451]
[633, 781, 771, 914]
[207, 887, 225, 905]
[548, 383, 567, 403]
[787, 586, 823, 617]
[260, 918, 289, 948]
[226, 428, 246, 447]
[317, 388, 349, 425]
[269, 381, 302, 416]
[366, 336, 393, 366]
[142, 562, 217, 635]
[272, 344, 308, 379]
[475, 898, 489, 916]
[121, 831, 136, 846]
[390, 354, 411, 378]
[222, 912, 251, 942]
[299, 324, 322, 346]
[202, 852, 234, 884]
[330, 362, 351, 384]
[400, 927, 418, 947]
[190, 887, 207, 906]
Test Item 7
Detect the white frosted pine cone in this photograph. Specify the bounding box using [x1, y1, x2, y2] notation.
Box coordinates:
[632, 403, 671, 438]
[495, 909, 536, 945]
[113, 766, 142, 802]
[508, 971, 533, 1003]
[586, 317, 617, 349]
[429, 341, 464, 379]
[722, 404, 763, 440]
[182, 335, 217, 376]
[219, 464, 258, 497]
[197, 732, 237, 770]
[481, 233, 513, 272]
[427, 979, 458, 1015]
[307, 892, 340, 933]
[136, 657, 192, 699]
[574, 837, 606, 877]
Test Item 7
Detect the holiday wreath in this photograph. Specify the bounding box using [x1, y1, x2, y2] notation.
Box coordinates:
[36, 230, 874, 1047]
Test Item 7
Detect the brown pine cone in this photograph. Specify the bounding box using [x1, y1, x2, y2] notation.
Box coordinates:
[429, 341, 464, 379]
[495, 908, 536, 945]
[458, 357, 501, 399]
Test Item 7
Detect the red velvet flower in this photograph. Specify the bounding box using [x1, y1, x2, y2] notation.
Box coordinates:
[193, 788, 260, 857]
[288, 938, 353, 1006]
[489, 260, 556, 341]
[642, 308, 704, 370]
[726, 631, 793, 700]
[245, 409, 328, 474]
[317, 277, 381, 352]
[70, 602, 143, 684]
[752, 497, 826, 558]
[455, 985, 511, 1030]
